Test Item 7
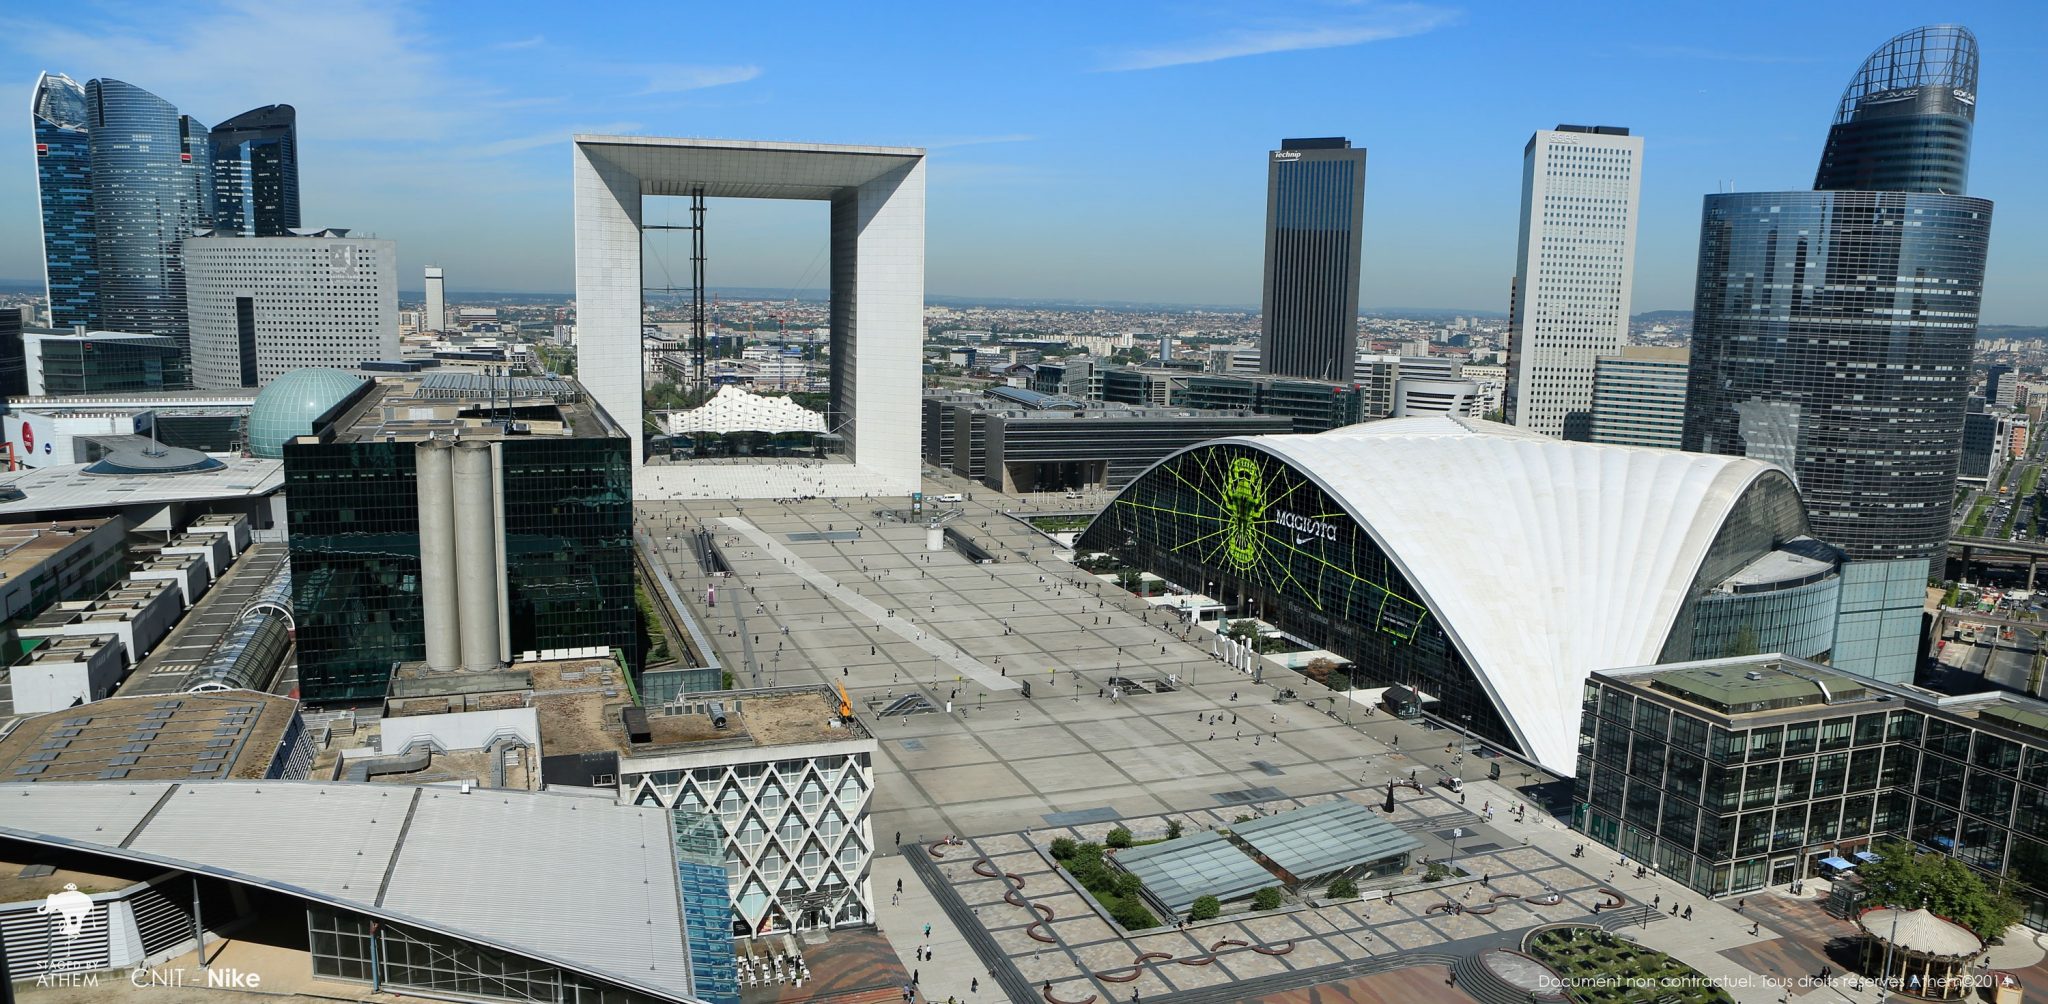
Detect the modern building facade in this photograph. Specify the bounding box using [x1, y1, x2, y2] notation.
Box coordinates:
[1578, 653, 2048, 929]
[30, 72, 97, 331]
[209, 104, 300, 237]
[1260, 138, 1366, 383]
[0, 309, 23, 398]
[574, 136, 925, 499]
[424, 265, 446, 333]
[285, 373, 633, 703]
[22, 329, 188, 395]
[1814, 25, 1978, 195]
[1507, 125, 1643, 440]
[184, 230, 399, 388]
[1078, 416, 1842, 773]
[84, 79, 212, 356]
[1590, 346, 1689, 450]
[930, 391, 1291, 493]
[1181, 373, 1364, 434]
[1684, 25, 1992, 683]
[1392, 378, 1479, 418]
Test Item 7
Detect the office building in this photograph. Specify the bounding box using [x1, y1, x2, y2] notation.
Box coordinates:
[85, 79, 212, 356]
[1961, 410, 1998, 483]
[0, 782, 716, 1002]
[209, 104, 299, 236]
[1684, 25, 1992, 683]
[931, 389, 1290, 493]
[1259, 138, 1366, 383]
[30, 72, 96, 331]
[0, 309, 22, 398]
[22, 328, 187, 395]
[1098, 366, 1187, 408]
[1181, 373, 1364, 433]
[1079, 416, 1842, 773]
[1392, 378, 1478, 418]
[616, 685, 880, 936]
[0, 518, 127, 660]
[1590, 346, 1689, 450]
[574, 136, 924, 499]
[423, 264, 446, 332]
[1814, 26, 1977, 194]
[1506, 125, 1644, 439]
[284, 372, 632, 703]
[0, 690, 309, 780]
[184, 230, 399, 388]
[1464, 362, 1508, 419]
[1578, 653, 2048, 929]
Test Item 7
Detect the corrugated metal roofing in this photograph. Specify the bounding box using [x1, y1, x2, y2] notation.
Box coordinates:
[0, 781, 696, 1002]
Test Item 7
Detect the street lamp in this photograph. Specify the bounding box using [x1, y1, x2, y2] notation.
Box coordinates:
[1450, 827, 1464, 869]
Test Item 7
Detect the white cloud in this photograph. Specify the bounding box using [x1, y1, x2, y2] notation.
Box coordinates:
[494, 34, 545, 50]
[633, 64, 762, 96]
[1104, 3, 1460, 72]
[477, 122, 642, 157]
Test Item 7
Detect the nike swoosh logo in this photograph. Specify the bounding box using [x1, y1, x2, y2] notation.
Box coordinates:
[1294, 534, 1314, 545]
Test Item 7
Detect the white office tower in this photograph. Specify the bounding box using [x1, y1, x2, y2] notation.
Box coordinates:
[424, 265, 446, 332]
[1505, 125, 1643, 439]
[183, 230, 399, 389]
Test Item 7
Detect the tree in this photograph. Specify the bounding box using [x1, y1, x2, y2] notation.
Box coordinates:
[1114, 871, 1144, 898]
[1106, 826, 1133, 849]
[1226, 619, 1261, 643]
[1050, 837, 1077, 860]
[1327, 877, 1358, 900]
[1856, 839, 2024, 940]
[1115, 570, 1144, 595]
[1303, 657, 1336, 684]
[1111, 897, 1157, 930]
[1252, 887, 1283, 911]
[1166, 818, 1184, 840]
[1189, 895, 1221, 921]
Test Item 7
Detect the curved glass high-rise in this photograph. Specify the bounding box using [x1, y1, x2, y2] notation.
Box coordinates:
[211, 104, 300, 236]
[85, 78, 211, 355]
[1684, 25, 1992, 683]
[1814, 25, 1977, 195]
[31, 72, 97, 330]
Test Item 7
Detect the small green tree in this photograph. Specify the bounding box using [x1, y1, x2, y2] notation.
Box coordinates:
[1114, 871, 1144, 898]
[1327, 877, 1358, 900]
[1111, 897, 1157, 930]
[1189, 895, 1221, 921]
[1115, 569, 1144, 593]
[1166, 818, 1184, 840]
[1106, 826, 1133, 848]
[1226, 619, 1261, 643]
[1252, 887, 1283, 911]
[1050, 836, 1077, 860]
[1857, 839, 2024, 940]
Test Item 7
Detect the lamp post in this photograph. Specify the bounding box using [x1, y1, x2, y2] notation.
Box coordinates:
[1450, 827, 1464, 869]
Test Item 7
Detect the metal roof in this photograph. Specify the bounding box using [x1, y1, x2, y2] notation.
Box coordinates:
[0, 781, 698, 1002]
[0, 456, 281, 517]
[1115, 830, 1275, 915]
[1125, 416, 1798, 772]
[1231, 801, 1420, 880]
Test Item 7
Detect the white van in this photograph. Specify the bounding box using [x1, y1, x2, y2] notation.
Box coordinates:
[935, 493, 964, 503]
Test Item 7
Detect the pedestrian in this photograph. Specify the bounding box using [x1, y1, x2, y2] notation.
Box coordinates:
[924, 923, 932, 939]
[897, 878, 904, 894]
[1683, 905, 1693, 920]
[972, 977, 979, 993]
[913, 969, 920, 985]
[1750, 922, 1759, 936]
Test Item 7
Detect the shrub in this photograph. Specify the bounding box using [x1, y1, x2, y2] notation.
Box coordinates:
[1106, 826, 1133, 848]
[1327, 877, 1358, 900]
[1166, 818, 1184, 840]
[1111, 897, 1158, 930]
[1050, 837, 1077, 860]
[1252, 887, 1283, 911]
[1423, 861, 1450, 883]
[1114, 872, 1144, 898]
[1189, 895, 1220, 921]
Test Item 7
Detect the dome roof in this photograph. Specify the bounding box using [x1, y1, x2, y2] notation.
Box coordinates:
[1859, 907, 1981, 957]
[248, 369, 366, 458]
[83, 443, 225, 476]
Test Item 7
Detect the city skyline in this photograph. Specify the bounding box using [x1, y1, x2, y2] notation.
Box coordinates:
[0, 2, 2043, 325]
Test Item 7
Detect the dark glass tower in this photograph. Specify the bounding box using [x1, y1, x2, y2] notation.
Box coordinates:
[85, 79, 212, 355]
[211, 104, 300, 236]
[1259, 137, 1366, 383]
[31, 71, 97, 330]
[1683, 25, 1992, 683]
[1815, 25, 1977, 195]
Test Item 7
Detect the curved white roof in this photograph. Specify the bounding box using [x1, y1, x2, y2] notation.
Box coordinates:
[665, 385, 827, 435]
[1204, 416, 1795, 772]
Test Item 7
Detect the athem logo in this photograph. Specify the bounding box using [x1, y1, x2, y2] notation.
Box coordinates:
[38, 883, 92, 941]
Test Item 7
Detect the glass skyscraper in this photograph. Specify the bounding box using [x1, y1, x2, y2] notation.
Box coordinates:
[211, 104, 300, 237]
[31, 72, 97, 330]
[84, 79, 213, 356]
[1259, 137, 1365, 383]
[1682, 25, 1992, 684]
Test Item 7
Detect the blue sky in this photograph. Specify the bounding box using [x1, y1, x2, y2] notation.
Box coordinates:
[3, 0, 2044, 322]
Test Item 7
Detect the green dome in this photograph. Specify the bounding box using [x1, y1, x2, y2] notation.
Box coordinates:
[248, 368, 367, 458]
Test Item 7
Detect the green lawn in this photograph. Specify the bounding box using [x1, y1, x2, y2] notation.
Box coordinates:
[1525, 927, 1732, 1004]
[1962, 495, 1993, 536]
